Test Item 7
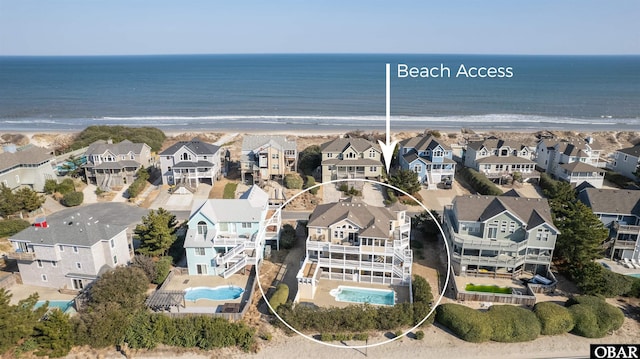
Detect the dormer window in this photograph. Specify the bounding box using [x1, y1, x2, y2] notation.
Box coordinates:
[182, 153, 191, 161]
[368, 150, 376, 158]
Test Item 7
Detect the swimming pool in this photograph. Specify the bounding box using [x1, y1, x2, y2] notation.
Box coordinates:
[628, 273, 640, 279]
[329, 286, 395, 306]
[184, 286, 244, 301]
[34, 300, 74, 313]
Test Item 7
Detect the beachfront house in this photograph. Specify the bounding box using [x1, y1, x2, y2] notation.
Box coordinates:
[83, 139, 152, 190]
[6, 209, 131, 290]
[535, 137, 604, 188]
[183, 185, 280, 277]
[444, 194, 559, 278]
[464, 137, 538, 183]
[609, 144, 640, 181]
[159, 139, 221, 190]
[0, 144, 56, 192]
[320, 138, 383, 183]
[578, 188, 640, 261]
[240, 135, 297, 184]
[296, 198, 412, 301]
[398, 135, 456, 189]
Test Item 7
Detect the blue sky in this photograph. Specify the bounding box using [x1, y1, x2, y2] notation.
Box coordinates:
[0, 0, 638, 56]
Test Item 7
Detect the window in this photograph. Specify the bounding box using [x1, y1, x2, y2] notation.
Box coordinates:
[76, 262, 82, 269]
[509, 222, 516, 234]
[41, 274, 47, 282]
[195, 248, 205, 256]
[346, 152, 356, 159]
[241, 222, 251, 228]
[272, 153, 279, 159]
[624, 155, 628, 161]
[113, 256, 118, 264]
[121, 155, 126, 160]
[370, 166, 377, 172]
[500, 220, 507, 233]
[110, 239, 115, 248]
[197, 221, 208, 235]
[37, 260, 43, 268]
[52, 261, 57, 268]
[316, 228, 322, 235]
[369, 149, 376, 158]
[182, 153, 190, 161]
[130, 154, 135, 160]
[59, 245, 64, 252]
[166, 156, 171, 160]
[72, 279, 84, 290]
[272, 164, 279, 170]
[413, 164, 422, 173]
[488, 227, 498, 239]
[536, 228, 550, 241]
[73, 246, 78, 253]
[327, 153, 333, 158]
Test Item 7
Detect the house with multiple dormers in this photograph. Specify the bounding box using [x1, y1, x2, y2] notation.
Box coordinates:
[240, 135, 297, 184]
[0, 144, 56, 192]
[320, 138, 383, 183]
[535, 137, 605, 188]
[464, 137, 538, 182]
[83, 139, 152, 190]
[6, 208, 131, 290]
[398, 135, 456, 189]
[159, 139, 221, 190]
[578, 188, 640, 261]
[296, 198, 412, 301]
[444, 194, 559, 278]
[609, 144, 640, 181]
[183, 185, 280, 278]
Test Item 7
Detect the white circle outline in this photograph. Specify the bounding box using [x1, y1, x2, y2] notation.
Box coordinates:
[255, 178, 451, 349]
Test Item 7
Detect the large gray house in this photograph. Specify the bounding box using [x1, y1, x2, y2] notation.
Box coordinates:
[609, 144, 640, 181]
[84, 139, 153, 190]
[444, 194, 559, 278]
[0, 144, 56, 192]
[159, 139, 221, 189]
[7, 208, 131, 290]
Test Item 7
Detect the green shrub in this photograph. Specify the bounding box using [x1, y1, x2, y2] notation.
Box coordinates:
[320, 333, 335, 342]
[570, 262, 634, 297]
[127, 167, 150, 199]
[0, 219, 30, 237]
[339, 183, 349, 192]
[258, 331, 272, 341]
[44, 179, 58, 194]
[56, 178, 76, 195]
[279, 224, 297, 249]
[223, 182, 238, 199]
[384, 188, 398, 205]
[69, 126, 166, 152]
[566, 296, 624, 338]
[459, 167, 503, 195]
[465, 284, 512, 294]
[153, 256, 172, 285]
[487, 305, 540, 342]
[394, 330, 403, 338]
[435, 303, 492, 343]
[304, 175, 318, 195]
[284, 173, 303, 189]
[61, 191, 83, 207]
[415, 330, 425, 340]
[533, 302, 574, 335]
[352, 333, 369, 341]
[269, 283, 289, 314]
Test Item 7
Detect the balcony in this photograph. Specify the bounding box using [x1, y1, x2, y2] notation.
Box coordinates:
[612, 240, 638, 249]
[6, 251, 36, 261]
[613, 222, 640, 235]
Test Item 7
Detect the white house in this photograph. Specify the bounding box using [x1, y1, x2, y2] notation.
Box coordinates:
[535, 137, 604, 188]
[159, 139, 221, 189]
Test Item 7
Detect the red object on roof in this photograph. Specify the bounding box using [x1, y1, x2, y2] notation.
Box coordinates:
[34, 217, 48, 228]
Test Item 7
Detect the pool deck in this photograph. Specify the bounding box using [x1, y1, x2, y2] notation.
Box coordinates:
[161, 273, 251, 309]
[7, 283, 77, 305]
[599, 258, 640, 276]
[298, 279, 410, 308]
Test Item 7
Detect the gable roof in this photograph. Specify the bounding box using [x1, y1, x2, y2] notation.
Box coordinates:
[10, 209, 126, 246]
[85, 140, 148, 157]
[189, 185, 268, 223]
[560, 161, 603, 173]
[160, 139, 220, 156]
[578, 188, 640, 216]
[467, 138, 526, 151]
[307, 198, 397, 239]
[320, 138, 379, 153]
[400, 135, 451, 151]
[453, 195, 557, 231]
[0, 145, 53, 172]
[539, 138, 602, 153]
[241, 135, 296, 152]
[475, 156, 535, 164]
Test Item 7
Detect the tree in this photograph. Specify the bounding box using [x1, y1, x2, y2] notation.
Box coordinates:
[34, 310, 73, 357]
[0, 184, 19, 217]
[61, 191, 84, 207]
[298, 145, 321, 176]
[389, 169, 421, 195]
[135, 208, 178, 256]
[279, 224, 297, 249]
[413, 210, 443, 238]
[89, 266, 149, 311]
[61, 155, 84, 178]
[44, 179, 58, 194]
[283, 173, 303, 189]
[0, 289, 47, 354]
[131, 255, 157, 282]
[554, 201, 608, 269]
[14, 187, 45, 213]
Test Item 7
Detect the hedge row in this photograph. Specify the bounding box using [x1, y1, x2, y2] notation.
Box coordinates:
[436, 296, 624, 343]
[459, 167, 503, 195]
[127, 167, 150, 199]
[269, 284, 289, 314]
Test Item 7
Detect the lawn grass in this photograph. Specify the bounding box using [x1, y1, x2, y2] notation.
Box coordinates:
[223, 182, 238, 199]
[465, 284, 512, 294]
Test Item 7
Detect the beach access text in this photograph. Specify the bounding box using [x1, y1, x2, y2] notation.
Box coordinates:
[397, 63, 513, 78]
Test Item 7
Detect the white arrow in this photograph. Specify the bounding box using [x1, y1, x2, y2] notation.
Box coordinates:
[378, 63, 398, 175]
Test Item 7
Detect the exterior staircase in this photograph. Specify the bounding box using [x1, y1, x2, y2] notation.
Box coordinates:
[222, 255, 247, 278]
[217, 243, 246, 265]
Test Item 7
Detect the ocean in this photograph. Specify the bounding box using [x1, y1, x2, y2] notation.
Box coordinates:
[0, 54, 639, 132]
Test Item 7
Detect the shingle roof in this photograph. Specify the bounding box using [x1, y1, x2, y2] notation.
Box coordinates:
[400, 135, 451, 151]
[578, 188, 640, 216]
[241, 135, 296, 152]
[475, 156, 535, 164]
[188, 185, 268, 223]
[617, 145, 640, 158]
[560, 161, 603, 173]
[0, 146, 53, 172]
[453, 195, 557, 231]
[320, 138, 379, 153]
[10, 210, 126, 246]
[160, 139, 220, 156]
[321, 159, 382, 166]
[467, 138, 526, 151]
[307, 198, 397, 239]
[85, 140, 148, 157]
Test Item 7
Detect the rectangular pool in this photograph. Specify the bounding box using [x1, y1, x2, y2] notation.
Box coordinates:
[34, 300, 74, 313]
[330, 285, 395, 306]
[628, 273, 640, 279]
